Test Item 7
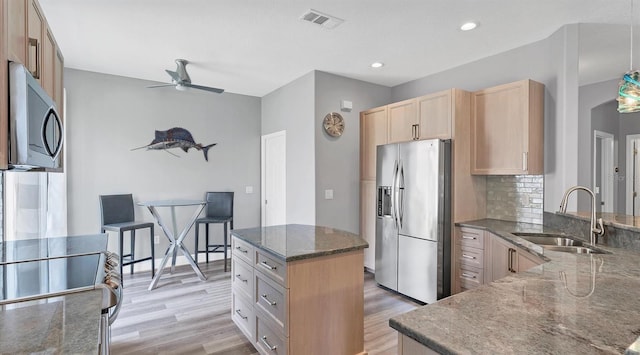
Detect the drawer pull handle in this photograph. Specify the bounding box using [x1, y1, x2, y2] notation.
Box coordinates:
[235, 309, 248, 320]
[261, 336, 277, 351]
[260, 261, 277, 271]
[462, 236, 477, 240]
[261, 294, 277, 306]
[235, 274, 248, 283]
[461, 272, 476, 279]
[235, 246, 248, 254]
[462, 254, 476, 260]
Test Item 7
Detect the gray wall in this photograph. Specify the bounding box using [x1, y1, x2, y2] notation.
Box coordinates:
[390, 25, 580, 213]
[261, 72, 316, 225]
[65, 69, 261, 263]
[314, 71, 390, 233]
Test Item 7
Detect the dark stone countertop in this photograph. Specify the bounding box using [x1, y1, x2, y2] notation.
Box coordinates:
[230, 224, 368, 262]
[0, 290, 103, 354]
[390, 218, 640, 354]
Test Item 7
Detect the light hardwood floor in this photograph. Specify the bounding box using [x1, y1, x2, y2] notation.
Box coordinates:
[111, 260, 419, 355]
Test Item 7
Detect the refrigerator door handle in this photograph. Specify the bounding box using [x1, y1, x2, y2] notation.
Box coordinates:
[398, 162, 405, 228]
[392, 159, 399, 228]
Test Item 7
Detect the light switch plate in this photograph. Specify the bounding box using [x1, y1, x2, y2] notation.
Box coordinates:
[325, 189, 334, 200]
[246, 186, 253, 194]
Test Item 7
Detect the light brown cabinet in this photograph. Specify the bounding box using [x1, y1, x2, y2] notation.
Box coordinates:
[360, 105, 388, 181]
[416, 90, 452, 139]
[360, 180, 377, 270]
[27, 0, 45, 84]
[452, 227, 544, 294]
[487, 231, 544, 283]
[470, 79, 544, 175]
[387, 99, 417, 143]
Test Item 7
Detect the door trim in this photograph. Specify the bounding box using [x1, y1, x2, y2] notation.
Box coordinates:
[593, 130, 615, 213]
[626, 134, 640, 215]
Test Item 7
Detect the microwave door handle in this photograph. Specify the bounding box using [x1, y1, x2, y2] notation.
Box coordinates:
[42, 108, 63, 160]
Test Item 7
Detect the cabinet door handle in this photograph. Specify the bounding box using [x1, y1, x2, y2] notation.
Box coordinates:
[522, 152, 528, 171]
[461, 272, 476, 279]
[462, 236, 477, 240]
[235, 274, 248, 283]
[260, 261, 277, 271]
[235, 309, 248, 320]
[235, 246, 248, 254]
[412, 124, 420, 140]
[261, 294, 277, 306]
[261, 336, 277, 351]
[462, 254, 476, 260]
[28, 38, 40, 79]
[508, 248, 517, 273]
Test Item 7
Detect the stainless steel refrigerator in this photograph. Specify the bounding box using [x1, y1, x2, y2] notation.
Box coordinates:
[375, 138, 451, 303]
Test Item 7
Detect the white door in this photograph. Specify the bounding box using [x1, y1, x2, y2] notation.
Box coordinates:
[261, 131, 286, 226]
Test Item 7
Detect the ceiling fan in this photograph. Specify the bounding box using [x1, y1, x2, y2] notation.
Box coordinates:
[147, 59, 225, 94]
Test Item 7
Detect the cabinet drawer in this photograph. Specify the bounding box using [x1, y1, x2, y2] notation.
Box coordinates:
[457, 263, 483, 287]
[232, 258, 254, 301]
[255, 270, 288, 335]
[459, 228, 484, 249]
[256, 312, 288, 355]
[232, 236, 254, 265]
[256, 249, 287, 286]
[459, 245, 484, 269]
[232, 291, 255, 341]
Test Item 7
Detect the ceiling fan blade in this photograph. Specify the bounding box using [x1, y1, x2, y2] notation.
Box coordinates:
[165, 69, 181, 83]
[147, 83, 177, 88]
[185, 83, 225, 94]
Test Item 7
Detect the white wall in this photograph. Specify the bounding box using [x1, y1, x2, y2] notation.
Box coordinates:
[65, 69, 261, 260]
[261, 72, 316, 225]
[314, 71, 390, 233]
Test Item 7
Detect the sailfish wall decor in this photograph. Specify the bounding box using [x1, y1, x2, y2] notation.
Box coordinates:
[132, 127, 217, 161]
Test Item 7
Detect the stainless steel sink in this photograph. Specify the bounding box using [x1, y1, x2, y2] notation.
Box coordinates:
[542, 245, 605, 254]
[511, 233, 583, 246]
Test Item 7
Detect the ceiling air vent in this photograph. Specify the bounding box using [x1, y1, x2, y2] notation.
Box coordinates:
[300, 9, 344, 29]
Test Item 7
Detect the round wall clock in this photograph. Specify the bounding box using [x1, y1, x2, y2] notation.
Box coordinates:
[323, 112, 345, 137]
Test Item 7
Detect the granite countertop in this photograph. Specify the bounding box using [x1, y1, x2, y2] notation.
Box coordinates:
[230, 224, 368, 261]
[0, 290, 103, 354]
[390, 218, 640, 354]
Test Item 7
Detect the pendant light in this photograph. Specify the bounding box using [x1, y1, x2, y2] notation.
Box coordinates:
[618, 0, 640, 113]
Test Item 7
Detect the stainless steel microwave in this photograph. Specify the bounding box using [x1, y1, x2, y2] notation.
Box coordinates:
[8, 61, 64, 170]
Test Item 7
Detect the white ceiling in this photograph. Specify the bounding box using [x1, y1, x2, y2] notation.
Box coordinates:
[38, 0, 634, 97]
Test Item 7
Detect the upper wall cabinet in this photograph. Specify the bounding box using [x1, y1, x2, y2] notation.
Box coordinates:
[470, 79, 544, 175]
[417, 90, 452, 140]
[360, 105, 388, 181]
[387, 99, 416, 143]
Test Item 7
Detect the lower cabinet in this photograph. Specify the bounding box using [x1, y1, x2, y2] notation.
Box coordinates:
[231, 235, 366, 355]
[452, 226, 544, 294]
[397, 334, 439, 355]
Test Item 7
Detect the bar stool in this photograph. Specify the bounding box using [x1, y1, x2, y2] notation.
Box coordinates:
[99, 194, 155, 278]
[194, 192, 234, 271]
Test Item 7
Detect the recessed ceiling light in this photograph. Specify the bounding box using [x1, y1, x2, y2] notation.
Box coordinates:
[460, 22, 478, 31]
[371, 62, 384, 68]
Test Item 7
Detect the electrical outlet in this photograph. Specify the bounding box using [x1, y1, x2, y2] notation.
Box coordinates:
[154, 235, 160, 244]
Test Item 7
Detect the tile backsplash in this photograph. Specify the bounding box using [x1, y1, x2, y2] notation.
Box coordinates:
[486, 175, 543, 224]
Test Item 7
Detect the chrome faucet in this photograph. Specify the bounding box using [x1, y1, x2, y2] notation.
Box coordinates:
[558, 186, 605, 245]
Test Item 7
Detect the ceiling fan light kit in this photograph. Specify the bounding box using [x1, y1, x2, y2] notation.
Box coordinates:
[147, 59, 225, 94]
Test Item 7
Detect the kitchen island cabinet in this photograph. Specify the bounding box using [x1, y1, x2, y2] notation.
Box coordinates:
[392, 219, 640, 354]
[231, 224, 369, 355]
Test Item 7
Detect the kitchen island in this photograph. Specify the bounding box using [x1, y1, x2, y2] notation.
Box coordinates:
[231, 224, 368, 355]
[391, 219, 640, 354]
